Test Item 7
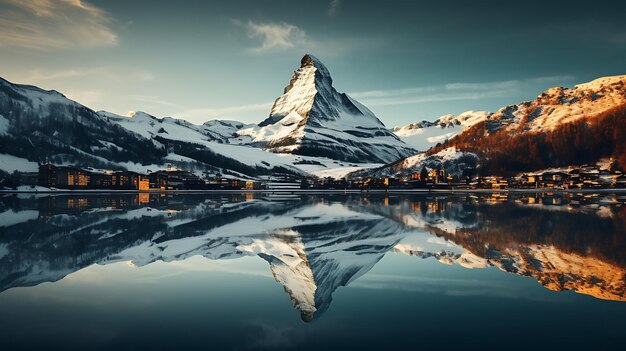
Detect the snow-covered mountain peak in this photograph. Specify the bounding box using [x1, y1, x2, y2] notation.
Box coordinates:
[249, 54, 416, 163]
[300, 54, 329, 75]
[392, 111, 490, 151]
[437, 111, 490, 128]
[0, 77, 81, 113]
[0, 77, 66, 100]
[128, 110, 159, 121]
[394, 111, 490, 133]
[259, 53, 350, 128]
[260, 55, 320, 127]
[297, 54, 332, 88]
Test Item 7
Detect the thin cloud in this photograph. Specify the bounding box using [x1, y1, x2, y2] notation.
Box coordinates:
[128, 95, 184, 109]
[349, 86, 441, 99]
[18, 67, 108, 82]
[609, 32, 626, 44]
[12, 67, 155, 86]
[527, 75, 577, 84]
[444, 80, 523, 91]
[445, 76, 575, 91]
[175, 76, 576, 124]
[64, 89, 105, 107]
[2, 66, 156, 110]
[356, 91, 512, 107]
[240, 20, 308, 53]
[176, 102, 273, 123]
[328, 0, 341, 16]
[0, 0, 117, 50]
[234, 18, 383, 57]
[350, 76, 576, 107]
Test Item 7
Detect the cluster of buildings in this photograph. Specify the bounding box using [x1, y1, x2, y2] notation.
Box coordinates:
[399, 165, 626, 190]
[481, 165, 626, 190]
[37, 164, 262, 191]
[308, 165, 626, 190]
[20, 163, 626, 192]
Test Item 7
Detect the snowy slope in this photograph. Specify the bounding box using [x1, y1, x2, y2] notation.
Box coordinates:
[0, 153, 38, 173]
[202, 119, 254, 144]
[0, 74, 384, 178]
[240, 54, 416, 163]
[102, 111, 381, 178]
[485, 75, 626, 133]
[392, 111, 490, 151]
[0, 77, 171, 172]
[0, 76, 305, 179]
[352, 147, 478, 178]
[102, 111, 300, 173]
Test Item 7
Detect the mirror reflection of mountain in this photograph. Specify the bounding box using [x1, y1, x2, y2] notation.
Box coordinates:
[1, 192, 625, 322]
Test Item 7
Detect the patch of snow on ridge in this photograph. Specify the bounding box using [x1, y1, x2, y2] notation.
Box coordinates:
[237, 111, 305, 150]
[0, 209, 39, 227]
[310, 163, 383, 179]
[351, 147, 478, 179]
[0, 115, 9, 135]
[102, 109, 384, 177]
[0, 154, 39, 173]
[400, 147, 467, 169]
[574, 75, 626, 91]
[393, 111, 490, 151]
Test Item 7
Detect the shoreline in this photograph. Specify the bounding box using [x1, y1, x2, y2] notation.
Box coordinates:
[2, 188, 626, 195]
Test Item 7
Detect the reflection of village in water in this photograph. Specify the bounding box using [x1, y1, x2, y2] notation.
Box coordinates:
[1, 192, 625, 321]
[36, 191, 626, 210]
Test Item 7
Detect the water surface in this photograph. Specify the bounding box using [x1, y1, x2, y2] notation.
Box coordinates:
[1, 192, 625, 350]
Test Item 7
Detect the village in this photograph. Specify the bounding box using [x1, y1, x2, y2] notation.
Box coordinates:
[5, 162, 623, 191]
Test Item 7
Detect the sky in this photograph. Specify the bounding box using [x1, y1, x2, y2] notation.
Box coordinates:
[1, 0, 625, 127]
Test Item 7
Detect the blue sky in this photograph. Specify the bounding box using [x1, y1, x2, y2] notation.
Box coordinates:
[1, 0, 625, 126]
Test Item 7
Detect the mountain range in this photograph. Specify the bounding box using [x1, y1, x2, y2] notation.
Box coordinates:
[0, 54, 625, 180]
[358, 75, 626, 178]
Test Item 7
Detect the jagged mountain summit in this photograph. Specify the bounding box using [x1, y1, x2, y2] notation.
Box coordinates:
[236, 54, 416, 163]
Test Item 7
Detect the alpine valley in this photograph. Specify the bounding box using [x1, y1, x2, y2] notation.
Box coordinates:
[1, 54, 625, 181]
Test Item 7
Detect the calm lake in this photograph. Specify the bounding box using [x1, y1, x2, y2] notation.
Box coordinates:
[1, 192, 625, 350]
